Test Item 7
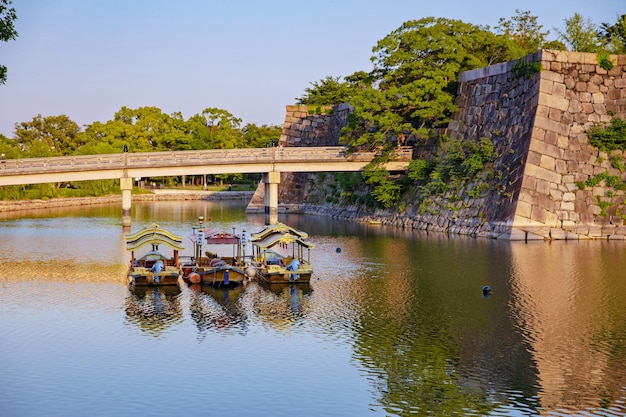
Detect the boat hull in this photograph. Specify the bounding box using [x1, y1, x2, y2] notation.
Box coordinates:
[182, 265, 248, 287]
[128, 266, 181, 286]
[249, 263, 313, 284]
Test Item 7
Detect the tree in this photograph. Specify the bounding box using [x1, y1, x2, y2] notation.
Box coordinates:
[341, 17, 520, 151]
[495, 9, 549, 55]
[295, 76, 354, 106]
[241, 123, 282, 148]
[189, 108, 246, 149]
[556, 13, 601, 52]
[600, 14, 626, 54]
[0, 0, 17, 85]
[15, 114, 81, 156]
[0, 133, 20, 158]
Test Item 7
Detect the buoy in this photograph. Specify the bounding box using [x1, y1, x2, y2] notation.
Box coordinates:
[188, 272, 201, 284]
[482, 285, 491, 295]
[336, 247, 341, 253]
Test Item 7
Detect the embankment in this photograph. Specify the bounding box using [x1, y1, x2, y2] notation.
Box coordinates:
[0, 191, 254, 213]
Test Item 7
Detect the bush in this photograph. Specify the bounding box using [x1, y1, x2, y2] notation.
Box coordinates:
[588, 117, 626, 151]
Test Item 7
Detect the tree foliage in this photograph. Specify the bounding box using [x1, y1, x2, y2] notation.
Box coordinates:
[15, 114, 81, 156]
[495, 9, 550, 55]
[600, 14, 626, 54]
[556, 13, 601, 52]
[296, 76, 354, 106]
[0, 0, 17, 85]
[340, 16, 523, 152]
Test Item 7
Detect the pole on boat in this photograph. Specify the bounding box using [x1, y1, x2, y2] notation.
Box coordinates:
[196, 216, 205, 262]
[120, 176, 133, 228]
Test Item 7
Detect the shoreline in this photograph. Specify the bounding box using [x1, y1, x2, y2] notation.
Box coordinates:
[0, 190, 255, 213]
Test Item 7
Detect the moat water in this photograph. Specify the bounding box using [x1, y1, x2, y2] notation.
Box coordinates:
[0, 200, 625, 417]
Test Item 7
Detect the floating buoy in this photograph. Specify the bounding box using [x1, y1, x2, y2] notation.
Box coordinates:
[482, 285, 491, 295]
[336, 247, 341, 253]
[188, 272, 201, 284]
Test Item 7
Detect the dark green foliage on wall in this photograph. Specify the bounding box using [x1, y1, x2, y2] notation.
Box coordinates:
[588, 117, 626, 152]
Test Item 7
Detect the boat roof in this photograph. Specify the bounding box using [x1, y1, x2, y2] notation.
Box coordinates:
[188, 229, 240, 245]
[205, 230, 240, 245]
[250, 222, 309, 241]
[126, 223, 185, 251]
[253, 232, 315, 250]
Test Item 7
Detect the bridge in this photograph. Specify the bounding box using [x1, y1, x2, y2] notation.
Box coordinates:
[0, 146, 412, 226]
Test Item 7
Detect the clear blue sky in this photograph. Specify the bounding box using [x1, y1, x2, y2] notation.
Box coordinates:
[0, 0, 622, 137]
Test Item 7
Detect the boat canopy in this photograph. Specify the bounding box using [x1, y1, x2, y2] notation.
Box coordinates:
[253, 232, 315, 251]
[126, 223, 185, 251]
[250, 222, 309, 241]
[204, 230, 240, 245]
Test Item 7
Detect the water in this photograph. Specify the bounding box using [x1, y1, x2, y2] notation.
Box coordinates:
[1, 200, 625, 417]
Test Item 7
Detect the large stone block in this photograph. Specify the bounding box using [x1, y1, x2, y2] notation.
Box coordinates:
[540, 154, 556, 170]
[538, 93, 570, 111]
[533, 116, 571, 136]
[530, 205, 547, 223]
[524, 163, 562, 184]
[515, 200, 532, 218]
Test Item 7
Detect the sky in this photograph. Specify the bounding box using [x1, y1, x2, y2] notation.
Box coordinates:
[0, 1, 623, 137]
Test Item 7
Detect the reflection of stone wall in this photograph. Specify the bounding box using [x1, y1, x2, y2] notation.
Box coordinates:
[246, 103, 352, 212]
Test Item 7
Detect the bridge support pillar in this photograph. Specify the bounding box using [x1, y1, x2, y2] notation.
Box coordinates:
[262, 171, 280, 225]
[120, 177, 132, 228]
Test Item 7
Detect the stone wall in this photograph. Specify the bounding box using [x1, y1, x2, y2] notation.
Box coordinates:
[246, 103, 352, 212]
[251, 51, 626, 240]
[512, 51, 626, 239]
[449, 50, 626, 240]
[392, 50, 626, 240]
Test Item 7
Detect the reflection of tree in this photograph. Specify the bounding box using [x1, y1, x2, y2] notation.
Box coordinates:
[240, 282, 313, 329]
[348, 237, 539, 415]
[124, 286, 183, 336]
[187, 284, 247, 339]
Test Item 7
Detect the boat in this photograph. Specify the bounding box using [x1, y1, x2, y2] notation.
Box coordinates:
[126, 223, 184, 286]
[247, 222, 315, 284]
[180, 217, 248, 287]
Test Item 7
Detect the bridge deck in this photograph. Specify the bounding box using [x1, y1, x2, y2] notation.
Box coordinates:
[0, 146, 412, 186]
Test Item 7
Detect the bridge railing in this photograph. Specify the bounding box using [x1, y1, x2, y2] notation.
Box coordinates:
[0, 146, 413, 175]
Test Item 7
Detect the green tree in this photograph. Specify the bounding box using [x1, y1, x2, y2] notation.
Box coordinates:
[295, 76, 354, 105]
[76, 106, 193, 154]
[113, 106, 188, 151]
[556, 13, 601, 52]
[0, 133, 20, 158]
[495, 9, 549, 55]
[15, 114, 81, 156]
[241, 123, 282, 148]
[600, 14, 626, 54]
[342, 17, 520, 151]
[0, 0, 17, 85]
[189, 108, 246, 149]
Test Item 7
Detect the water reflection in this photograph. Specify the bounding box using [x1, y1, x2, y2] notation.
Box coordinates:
[187, 283, 247, 337]
[2, 201, 626, 417]
[241, 282, 313, 329]
[509, 241, 626, 414]
[124, 285, 183, 336]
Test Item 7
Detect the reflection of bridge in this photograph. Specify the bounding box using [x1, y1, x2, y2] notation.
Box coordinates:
[0, 146, 412, 225]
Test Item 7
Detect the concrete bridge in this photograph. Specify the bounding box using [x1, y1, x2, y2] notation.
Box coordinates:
[0, 146, 412, 225]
